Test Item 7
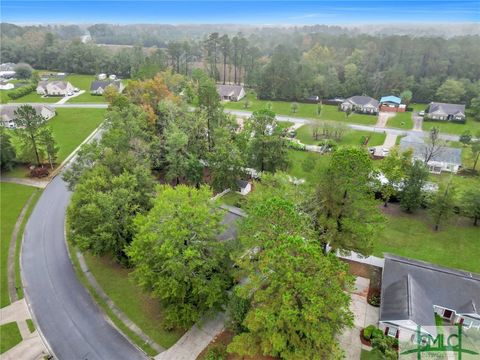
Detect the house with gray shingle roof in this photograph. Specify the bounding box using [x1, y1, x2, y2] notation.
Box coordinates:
[379, 254, 480, 341]
[426, 102, 466, 122]
[0, 104, 55, 129]
[216, 84, 246, 102]
[90, 80, 125, 95]
[36, 80, 74, 96]
[399, 135, 462, 174]
[340, 95, 379, 114]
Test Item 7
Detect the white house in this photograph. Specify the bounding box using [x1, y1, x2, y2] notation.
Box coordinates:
[399, 135, 462, 174]
[236, 180, 252, 196]
[379, 254, 480, 342]
[36, 81, 75, 96]
[0, 81, 14, 90]
[0, 104, 56, 129]
[216, 84, 246, 102]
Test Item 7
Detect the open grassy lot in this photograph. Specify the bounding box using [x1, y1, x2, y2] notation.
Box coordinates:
[386, 111, 413, 129]
[83, 253, 185, 349]
[65, 74, 108, 103]
[429, 172, 479, 196]
[224, 93, 377, 125]
[374, 205, 480, 273]
[287, 149, 330, 183]
[0, 183, 37, 308]
[9, 92, 60, 103]
[295, 125, 386, 147]
[423, 114, 480, 136]
[0, 322, 22, 354]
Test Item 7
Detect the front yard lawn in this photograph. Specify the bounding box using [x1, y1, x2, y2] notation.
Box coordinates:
[0, 322, 22, 354]
[345, 112, 378, 126]
[66, 74, 108, 103]
[9, 92, 60, 103]
[375, 204, 480, 273]
[287, 149, 330, 183]
[83, 253, 185, 349]
[0, 183, 37, 308]
[220, 191, 244, 207]
[296, 125, 386, 147]
[423, 117, 480, 136]
[386, 111, 413, 129]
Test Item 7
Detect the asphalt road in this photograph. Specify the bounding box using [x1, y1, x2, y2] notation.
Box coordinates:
[21, 152, 145, 359]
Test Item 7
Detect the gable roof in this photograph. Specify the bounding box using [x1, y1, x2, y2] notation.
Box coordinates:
[345, 95, 379, 107]
[216, 84, 244, 99]
[428, 102, 465, 117]
[37, 80, 71, 91]
[0, 104, 55, 123]
[90, 80, 123, 91]
[380, 95, 402, 105]
[399, 135, 462, 166]
[380, 254, 480, 332]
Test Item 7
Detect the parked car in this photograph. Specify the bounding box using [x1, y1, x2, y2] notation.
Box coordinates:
[419, 111, 425, 116]
[74, 88, 80, 92]
[67, 91, 74, 96]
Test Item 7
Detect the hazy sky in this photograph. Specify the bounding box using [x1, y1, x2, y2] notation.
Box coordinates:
[2, 0, 479, 24]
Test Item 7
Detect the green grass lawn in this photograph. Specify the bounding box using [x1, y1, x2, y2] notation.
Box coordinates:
[360, 349, 383, 360]
[9, 92, 60, 103]
[287, 149, 331, 183]
[220, 191, 245, 207]
[0, 322, 22, 354]
[26, 319, 35, 333]
[423, 116, 480, 136]
[224, 93, 377, 125]
[0, 183, 37, 308]
[84, 253, 185, 349]
[429, 172, 480, 197]
[375, 205, 480, 273]
[295, 125, 386, 147]
[387, 111, 413, 129]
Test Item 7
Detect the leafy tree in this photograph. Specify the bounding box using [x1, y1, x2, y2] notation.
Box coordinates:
[379, 148, 412, 206]
[290, 102, 298, 114]
[164, 124, 189, 185]
[470, 96, 480, 121]
[400, 90, 413, 106]
[313, 147, 384, 255]
[228, 232, 353, 359]
[68, 162, 153, 263]
[219, 34, 230, 84]
[429, 179, 456, 231]
[400, 160, 429, 213]
[459, 130, 472, 146]
[470, 141, 480, 171]
[127, 185, 231, 329]
[461, 188, 480, 226]
[38, 127, 59, 169]
[243, 109, 289, 173]
[0, 128, 16, 170]
[13, 105, 47, 165]
[435, 79, 466, 104]
[14, 63, 33, 79]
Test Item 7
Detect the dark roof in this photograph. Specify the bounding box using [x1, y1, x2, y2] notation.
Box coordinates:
[237, 180, 249, 189]
[217, 205, 245, 241]
[428, 102, 465, 116]
[37, 80, 71, 90]
[345, 95, 379, 107]
[90, 80, 122, 91]
[216, 84, 244, 98]
[380, 254, 480, 331]
[399, 135, 462, 166]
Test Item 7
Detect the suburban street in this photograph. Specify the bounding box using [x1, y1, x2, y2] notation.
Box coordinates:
[21, 141, 145, 360]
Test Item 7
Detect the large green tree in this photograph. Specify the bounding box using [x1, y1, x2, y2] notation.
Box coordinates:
[461, 188, 480, 226]
[0, 128, 16, 170]
[429, 180, 456, 231]
[379, 148, 412, 206]
[400, 160, 429, 213]
[435, 79, 466, 104]
[313, 147, 384, 255]
[13, 105, 47, 165]
[127, 185, 232, 329]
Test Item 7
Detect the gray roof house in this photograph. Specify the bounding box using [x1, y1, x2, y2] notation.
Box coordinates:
[340, 95, 379, 114]
[216, 84, 246, 102]
[399, 135, 462, 174]
[0, 104, 56, 129]
[426, 102, 466, 122]
[90, 80, 125, 95]
[379, 254, 480, 340]
[36, 80, 74, 96]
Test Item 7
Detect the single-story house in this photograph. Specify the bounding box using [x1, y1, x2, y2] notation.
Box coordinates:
[236, 180, 252, 196]
[379, 254, 480, 341]
[426, 102, 466, 122]
[36, 81, 75, 96]
[90, 80, 125, 95]
[399, 134, 462, 174]
[340, 95, 379, 114]
[0, 71, 16, 79]
[0, 81, 14, 90]
[379, 95, 406, 112]
[216, 84, 246, 102]
[0, 104, 55, 129]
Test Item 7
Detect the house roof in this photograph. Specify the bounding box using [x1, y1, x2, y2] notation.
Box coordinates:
[399, 135, 462, 166]
[0, 104, 55, 123]
[345, 95, 379, 107]
[216, 84, 244, 99]
[380, 95, 402, 105]
[90, 80, 123, 91]
[237, 179, 250, 189]
[37, 80, 71, 90]
[428, 102, 465, 117]
[380, 254, 480, 332]
[217, 205, 246, 241]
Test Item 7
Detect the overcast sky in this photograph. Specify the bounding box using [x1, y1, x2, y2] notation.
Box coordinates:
[2, 0, 479, 25]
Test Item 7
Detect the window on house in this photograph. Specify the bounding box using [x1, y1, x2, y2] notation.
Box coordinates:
[387, 326, 398, 337]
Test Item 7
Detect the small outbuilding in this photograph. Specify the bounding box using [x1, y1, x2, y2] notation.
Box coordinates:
[236, 180, 252, 196]
[379, 95, 406, 112]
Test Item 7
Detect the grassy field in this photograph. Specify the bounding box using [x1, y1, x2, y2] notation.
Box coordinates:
[423, 116, 480, 136]
[0, 322, 22, 354]
[287, 149, 331, 183]
[84, 254, 185, 349]
[9, 92, 60, 103]
[360, 349, 383, 360]
[220, 191, 244, 207]
[429, 172, 480, 197]
[65, 74, 108, 103]
[224, 93, 378, 125]
[386, 111, 413, 129]
[295, 125, 386, 147]
[375, 205, 480, 273]
[0, 183, 37, 308]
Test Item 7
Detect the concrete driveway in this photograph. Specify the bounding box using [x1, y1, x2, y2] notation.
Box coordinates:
[338, 277, 379, 359]
[412, 112, 423, 131]
[376, 112, 395, 128]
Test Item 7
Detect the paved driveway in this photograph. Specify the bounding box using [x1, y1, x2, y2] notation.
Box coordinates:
[412, 112, 423, 131]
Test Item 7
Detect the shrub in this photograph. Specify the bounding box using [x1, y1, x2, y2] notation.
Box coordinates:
[363, 324, 376, 340]
[204, 345, 227, 360]
[30, 166, 49, 178]
[7, 83, 37, 100]
[227, 292, 251, 334]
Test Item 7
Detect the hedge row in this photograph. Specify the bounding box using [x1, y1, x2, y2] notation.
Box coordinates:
[7, 83, 37, 100]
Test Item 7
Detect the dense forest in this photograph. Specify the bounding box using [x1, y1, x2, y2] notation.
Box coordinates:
[1, 22, 480, 103]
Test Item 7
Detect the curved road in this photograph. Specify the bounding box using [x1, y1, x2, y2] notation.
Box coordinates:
[21, 163, 145, 358]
